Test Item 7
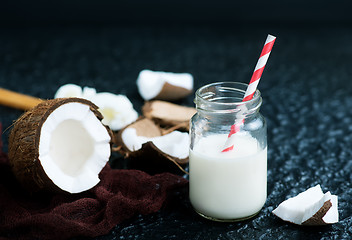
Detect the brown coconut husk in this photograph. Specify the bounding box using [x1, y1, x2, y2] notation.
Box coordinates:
[114, 117, 162, 157]
[126, 142, 188, 175]
[154, 82, 192, 101]
[8, 98, 113, 193]
[115, 117, 188, 175]
[127, 117, 162, 138]
[142, 100, 196, 132]
[302, 200, 332, 226]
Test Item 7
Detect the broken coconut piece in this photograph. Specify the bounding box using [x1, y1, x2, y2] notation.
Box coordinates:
[115, 118, 189, 175]
[54, 83, 138, 131]
[137, 69, 193, 101]
[272, 185, 338, 225]
[91, 92, 138, 131]
[54, 83, 83, 99]
[142, 100, 196, 132]
[82, 86, 97, 101]
[8, 98, 113, 194]
[122, 128, 189, 159]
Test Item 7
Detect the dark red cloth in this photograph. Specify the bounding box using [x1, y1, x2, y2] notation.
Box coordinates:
[0, 125, 188, 240]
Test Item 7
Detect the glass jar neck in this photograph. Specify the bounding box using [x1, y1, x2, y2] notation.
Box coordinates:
[194, 82, 262, 119]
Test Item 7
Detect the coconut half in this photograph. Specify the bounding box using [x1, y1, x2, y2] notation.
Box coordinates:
[8, 98, 112, 194]
[137, 69, 193, 101]
[142, 100, 196, 132]
[272, 185, 338, 225]
[115, 118, 189, 175]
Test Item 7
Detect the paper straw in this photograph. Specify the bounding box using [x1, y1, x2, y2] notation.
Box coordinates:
[222, 34, 276, 152]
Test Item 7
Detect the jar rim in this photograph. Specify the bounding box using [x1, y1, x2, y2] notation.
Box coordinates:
[195, 82, 261, 107]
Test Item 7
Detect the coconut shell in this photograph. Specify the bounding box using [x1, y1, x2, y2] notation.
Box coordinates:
[127, 142, 188, 175]
[115, 117, 188, 175]
[8, 98, 113, 193]
[142, 100, 196, 132]
[154, 81, 192, 101]
[114, 117, 162, 157]
[126, 117, 162, 138]
[302, 200, 332, 226]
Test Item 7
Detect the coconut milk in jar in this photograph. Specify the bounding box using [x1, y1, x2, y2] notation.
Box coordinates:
[189, 82, 267, 222]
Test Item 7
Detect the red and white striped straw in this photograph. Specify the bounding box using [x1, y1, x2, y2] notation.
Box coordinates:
[222, 34, 276, 153]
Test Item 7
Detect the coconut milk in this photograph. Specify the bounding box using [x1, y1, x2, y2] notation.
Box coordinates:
[189, 133, 267, 221]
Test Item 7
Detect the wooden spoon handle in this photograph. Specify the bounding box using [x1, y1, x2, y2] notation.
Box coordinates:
[0, 88, 43, 111]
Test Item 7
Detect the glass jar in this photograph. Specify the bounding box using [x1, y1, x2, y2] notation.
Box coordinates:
[189, 82, 267, 222]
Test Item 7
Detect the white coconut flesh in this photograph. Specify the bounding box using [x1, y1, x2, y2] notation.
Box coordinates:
[121, 128, 189, 159]
[137, 69, 193, 100]
[38, 102, 111, 193]
[54, 83, 83, 99]
[272, 185, 338, 225]
[54, 84, 138, 131]
[92, 92, 138, 131]
[322, 194, 338, 223]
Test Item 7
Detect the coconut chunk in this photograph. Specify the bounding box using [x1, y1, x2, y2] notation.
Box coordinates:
[121, 128, 189, 159]
[272, 185, 339, 225]
[322, 194, 339, 224]
[128, 117, 162, 138]
[54, 84, 139, 131]
[82, 86, 97, 101]
[115, 118, 188, 175]
[8, 98, 113, 194]
[142, 100, 196, 131]
[54, 83, 83, 98]
[91, 92, 138, 131]
[137, 69, 193, 101]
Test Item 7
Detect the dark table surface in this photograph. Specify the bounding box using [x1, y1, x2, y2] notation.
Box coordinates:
[1, 23, 352, 239]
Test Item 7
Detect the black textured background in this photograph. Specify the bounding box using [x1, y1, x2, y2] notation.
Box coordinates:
[1, 1, 352, 239]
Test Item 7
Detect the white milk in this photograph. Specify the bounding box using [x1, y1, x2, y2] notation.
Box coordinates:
[189, 133, 267, 220]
